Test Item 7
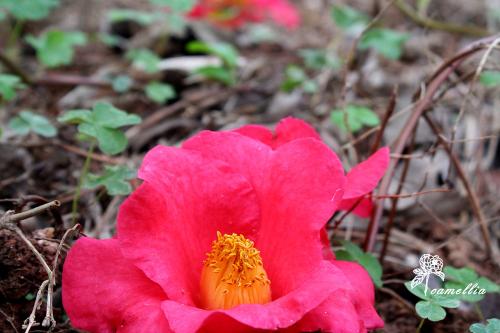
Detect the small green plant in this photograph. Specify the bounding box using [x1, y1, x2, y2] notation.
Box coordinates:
[331, 4, 369, 35]
[335, 240, 383, 288]
[405, 281, 460, 323]
[0, 0, 60, 21]
[470, 318, 500, 333]
[0, 74, 25, 101]
[58, 102, 141, 155]
[145, 81, 176, 104]
[149, 0, 196, 12]
[58, 102, 141, 221]
[359, 28, 410, 60]
[111, 75, 133, 93]
[26, 30, 87, 68]
[107, 9, 161, 26]
[331, 4, 409, 60]
[406, 265, 499, 332]
[331, 105, 380, 133]
[84, 165, 136, 195]
[8, 110, 57, 137]
[126, 48, 161, 74]
[281, 65, 318, 94]
[479, 71, 500, 87]
[150, 0, 195, 31]
[299, 49, 341, 70]
[186, 41, 239, 86]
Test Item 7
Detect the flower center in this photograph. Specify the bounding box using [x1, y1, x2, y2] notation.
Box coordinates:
[200, 231, 271, 310]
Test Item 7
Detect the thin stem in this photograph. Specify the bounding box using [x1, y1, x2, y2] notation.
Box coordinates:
[394, 0, 489, 37]
[71, 142, 96, 224]
[6, 20, 24, 51]
[416, 318, 425, 333]
[0, 50, 33, 84]
[474, 303, 484, 322]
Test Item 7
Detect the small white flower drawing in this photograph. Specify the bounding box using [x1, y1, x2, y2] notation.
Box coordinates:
[411, 254, 445, 295]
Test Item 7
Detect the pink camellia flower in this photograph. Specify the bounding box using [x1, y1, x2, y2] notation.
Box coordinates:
[188, 0, 300, 29]
[63, 117, 388, 333]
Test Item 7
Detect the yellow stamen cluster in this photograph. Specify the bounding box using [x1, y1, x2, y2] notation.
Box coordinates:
[200, 232, 271, 310]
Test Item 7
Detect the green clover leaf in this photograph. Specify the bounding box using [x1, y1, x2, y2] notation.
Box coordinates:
[26, 30, 87, 68]
[84, 165, 135, 195]
[0, 74, 25, 101]
[107, 9, 161, 25]
[331, 4, 369, 35]
[0, 0, 59, 21]
[443, 266, 499, 302]
[331, 105, 380, 133]
[145, 81, 176, 104]
[479, 71, 500, 87]
[359, 28, 410, 60]
[470, 318, 500, 333]
[111, 75, 133, 93]
[126, 48, 161, 73]
[187, 41, 239, 68]
[58, 102, 141, 155]
[8, 110, 57, 137]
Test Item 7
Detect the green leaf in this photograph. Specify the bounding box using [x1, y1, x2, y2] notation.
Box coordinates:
[0, 0, 59, 20]
[8, 116, 30, 135]
[58, 103, 141, 155]
[331, 4, 369, 35]
[57, 110, 92, 124]
[126, 48, 161, 73]
[94, 126, 127, 155]
[299, 49, 341, 70]
[26, 30, 87, 68]
[84, 165, 135, 195]
[470, 318, 500, 333]
[331, 105, 380, 133]
[145, 81, 176, 104]
[0, 74, 25, 101]
[111, 75, 133, 93]
[281, 65, 308, 92]
[335, 241, 383, 288]
[98, 33, 125, 47]
[416, 301, 446, 321]
[359, 28, 409, 60]
[164, 12, 188, 33]
[107, 9, 160, 25]
[479, 71, 500, 87]
[187, 41, 239, 68]
[92, 102, 141, 128]
[149, 0, 196, 12]
[9, 111, 57, 137]
[404, 281, 430, 300]
[443, 266, 499, 302]
[302, 80, 318, 94]
[196, 66, 235, 86]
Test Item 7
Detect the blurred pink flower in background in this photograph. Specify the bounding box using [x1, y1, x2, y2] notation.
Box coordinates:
[188, 0, 300, 28]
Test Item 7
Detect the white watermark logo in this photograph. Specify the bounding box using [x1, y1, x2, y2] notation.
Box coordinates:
[411, 254, 486, 297]
[411, 254, 445, 295]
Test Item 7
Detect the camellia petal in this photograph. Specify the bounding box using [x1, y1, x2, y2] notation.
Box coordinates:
[62, 238, 170, 333]
[118, 146, 260, 305]
[234, 117, 320, 149]
[337, 197, 374, 218]
[184, 132, 346, 295]
[161, 262, 350, 333]
[342, 147, 390, 200]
